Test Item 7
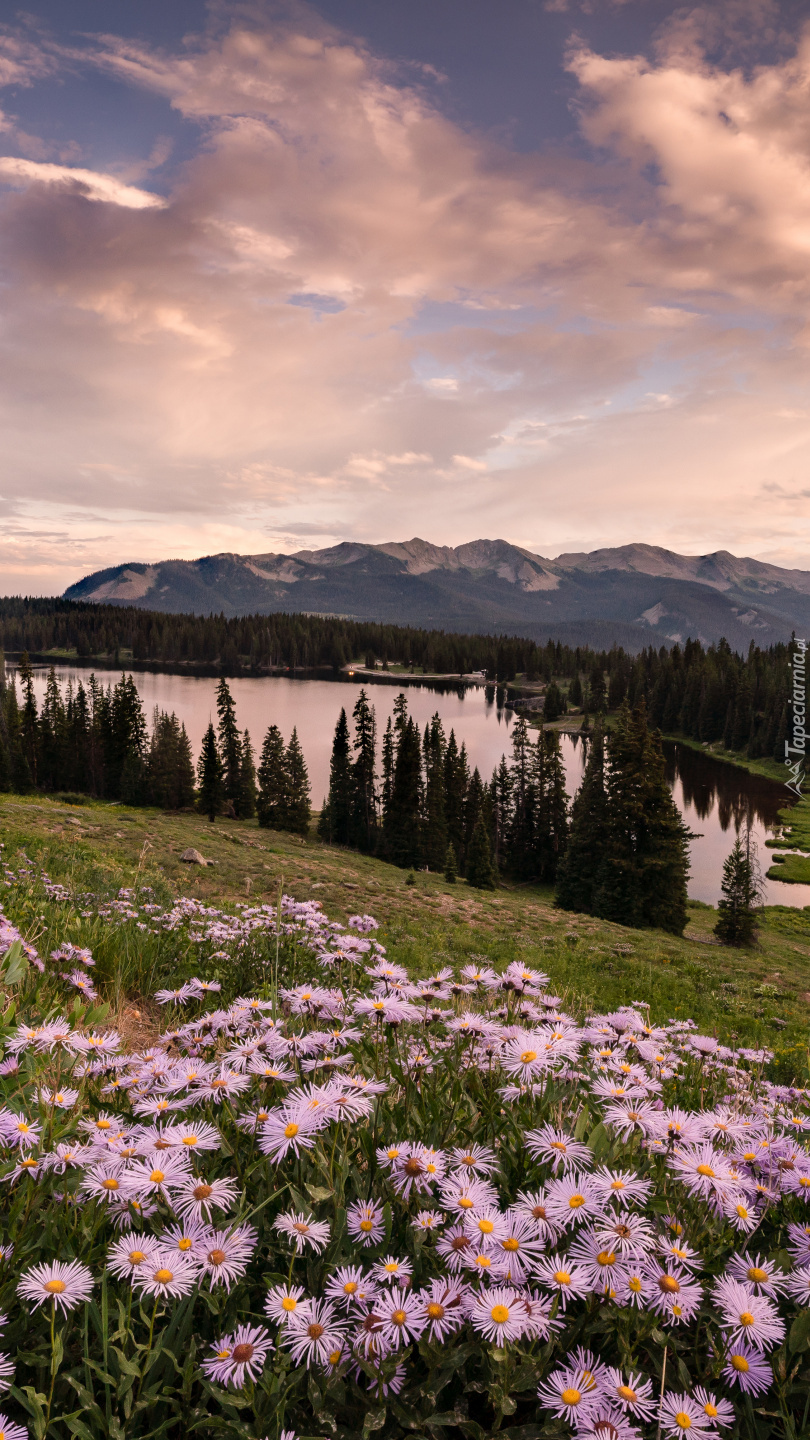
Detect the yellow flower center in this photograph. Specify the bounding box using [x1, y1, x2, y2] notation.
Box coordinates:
[696, 1164, 714, 1177]
[149, 1170, 165, 1184]
[44, 1279, 66, 1294]
[178, 1238, 192, 1252]
[561, 1388, 581, 1406]
[391, 1309, 407, 1326]
[503, 1237, 520, 1252]
[617, 1385, 637, 1403]
[704, 1404, 718, 1418]
[154, 1269, 173, 1284]
[553, 1269, 571, 1285]
[490, 1304, 510, 1323]
[427, 1302, 444, 1319]
[284, 1123, 299, 1139]
[659, 1275, 680, 1294]
[359, 1220, 373, 1233]
[629, 1277, 642, 1293]
[740, 1311, 755, 1327]
[520, 1051, 537, 1063]
[675, 1414, 691, 1431]
[731, 1354, 750, 1373]
[342, 1283, 357, 1296]
[102, 1178, 119, 1191]
[478, 1219, 494, 1234]
[568, 1194, 585, 1209]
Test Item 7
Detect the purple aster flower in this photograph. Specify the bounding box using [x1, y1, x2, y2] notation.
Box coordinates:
[18, 1259, 94, 1314]
[722, 1345, 773, 1396]
[201, 1324, 273, 1388]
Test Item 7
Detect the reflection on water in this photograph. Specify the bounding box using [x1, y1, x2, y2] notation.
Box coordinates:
[7, 665, 810, 911]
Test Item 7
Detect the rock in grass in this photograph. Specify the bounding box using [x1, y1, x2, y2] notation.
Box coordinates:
[180, 848, 214, 866]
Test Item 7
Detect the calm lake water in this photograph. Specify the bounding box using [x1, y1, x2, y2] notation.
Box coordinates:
[10, 664, 810, 910]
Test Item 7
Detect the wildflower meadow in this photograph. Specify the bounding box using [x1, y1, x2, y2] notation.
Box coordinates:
[0, 851, 807, 1440]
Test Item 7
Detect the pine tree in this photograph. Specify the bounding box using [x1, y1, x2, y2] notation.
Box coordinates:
[350, 690, 377, 851]
[466, 810, 497, 889]
[319, 708, 352, 844]
[149, 711, 195, 809]
[18, 652, 38, 786]
[197, 722, 224, 821]
[421, 714, 448, 871]
[506, 715, 536, 879]
[535, 728, 569, 883]
[594, 701, 690, 934]
[216, 678, 243, 816]
[257, 725, 287, 830]
[444, 841, 458, 884]
[238, 730, 257, 819]
[385, 701, 423, 868]
[543, 681, 566, 721]
[443, 731, 468, 868]
[714, 832, 762, 946]
[555, 727, 609, 913]
[283, 728, 311, 836]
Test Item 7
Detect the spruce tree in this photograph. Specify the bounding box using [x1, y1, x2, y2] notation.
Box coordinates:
[543, 681, 566, 721]
[238, 730, 257, 819]
[350, 690, 377, 851]
[555, 728, 609, 913]
[319, 708, 352, 844]
[283, 728, 311, 836]
[714, 833, 762, 946]
[216, 678, 243, 815]
[197, 722, 224, 821]
[385, 701, 423, 868]
[257, 725, 287, 829]
[18, 653, 38, 786]
[421, 714, 448, 871]
[444, 842, 458, 884]
[466, 810, 497, 889]
[594, 701, 690, 934]
[535, 728, 569, 883]
[443, 730, 468, 868]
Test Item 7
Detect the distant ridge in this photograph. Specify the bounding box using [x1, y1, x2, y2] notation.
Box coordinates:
[65, 539, 810, 652]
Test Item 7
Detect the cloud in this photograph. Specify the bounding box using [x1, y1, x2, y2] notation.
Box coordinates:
[2, 11, 810, 589]
[0, 157, 167, 208]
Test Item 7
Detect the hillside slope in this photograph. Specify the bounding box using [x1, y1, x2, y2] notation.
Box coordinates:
[65, 539, 810, 649]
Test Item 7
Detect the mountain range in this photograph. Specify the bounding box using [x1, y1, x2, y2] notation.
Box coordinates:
[64, 538, 810, 652]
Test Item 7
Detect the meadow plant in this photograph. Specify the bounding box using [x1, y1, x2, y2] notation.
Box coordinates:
[0, 857, 806, 1438]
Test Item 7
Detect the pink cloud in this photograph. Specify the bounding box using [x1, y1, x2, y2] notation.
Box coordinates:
[1, 12, 810, 589]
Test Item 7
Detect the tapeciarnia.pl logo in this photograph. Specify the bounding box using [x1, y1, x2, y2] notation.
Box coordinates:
[785, 638, 807, 797]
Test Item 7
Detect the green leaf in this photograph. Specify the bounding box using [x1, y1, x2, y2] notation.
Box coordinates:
[306, 1183, 333, 1203]
[789, 1308, 810, 1354]
[1, 941, 28, 988]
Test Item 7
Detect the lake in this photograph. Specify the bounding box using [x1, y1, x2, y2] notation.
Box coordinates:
[9, 663, 810, 909]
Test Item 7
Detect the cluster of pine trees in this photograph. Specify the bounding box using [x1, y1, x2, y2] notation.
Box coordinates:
[556, 704, 691, 935]
[0, 653, 193, 806]
[317, 692, 570, 890]
[195, 680, 310, 836]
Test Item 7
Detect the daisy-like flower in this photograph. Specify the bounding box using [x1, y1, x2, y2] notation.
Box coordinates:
[449, 1143, 498, 1177]
[265, 1283, 312, 1324]
[593, 1211, 655, 1258]
[164, 1120, 222, 1152]
[464, 1249, 509, 1281]
[601, 1368, 655, 1421]
[713, 1277, 785, 1353]
[282, 1299, 348, 1366]
[323, 1266, 378, 1312]
[501, 1036, 551, 1084]
[787, 1222, 810, 1265]
[273, 1211, 331, 1254]
[389, 1143, 440, 1200]
[133, 1250, 199, 1300]
[525, 1124, 593, 1174]
[174, 1175, 240, 1224]
[416, 1279, 468, 1341]
[439, 1174, 499, 1217]
[39, 1086, 79, 1109]
[0, 1413, 26, 1440]
[257, 1110, 321, 1164]
[468, 1286, 526, 1345]
[435, 1226, 475, 1272]
[568, 1230, 624, 1294]
[494, 1212, 546, 1283]
[377, 1285, 426, 1350]
[537, 1364, 600, 1425]
[18, 1259, 94, 1314]
[201, 1323, 273, 1388]
[107, 1236, 160, 1280]
[513, 1188, 560, 1243]
[159, 1221, 208, 1260]
[785, 1264, 810, 1305]
[533, 1253, 592, 1309]
[692, 1388, 735, 1429]
[463, 1206, 509, 1250]
[602, 1100, 658, 1139]
[646, 1261, 704, 1326]
[346, 1200, 385, 1247]
[191, 1068, 251, 1104]
[577, 1409, 640, 1440]
[546, 1174, 605, 1230]
[723, 1194, 760, 1233]
[658, 1393, 713, 1437]
[669, 1144, 735, 1201]
[591, 1167, 652, 1209]
[198, 1225, 257, 1291]
[372, 1255, 412, 1287]
[1, 1113, 41, 1149]
[122, 1150, 192, 1202]
[722, 1342, 774, 1395]
[412, 1209, 444, 1232]
[727, 1251, 788, 1297]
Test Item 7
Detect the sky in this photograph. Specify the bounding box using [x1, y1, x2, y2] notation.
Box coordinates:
[3, 0, 810, 593]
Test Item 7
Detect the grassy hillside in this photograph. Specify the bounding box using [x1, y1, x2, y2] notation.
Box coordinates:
[1, 792, 808, 1077]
